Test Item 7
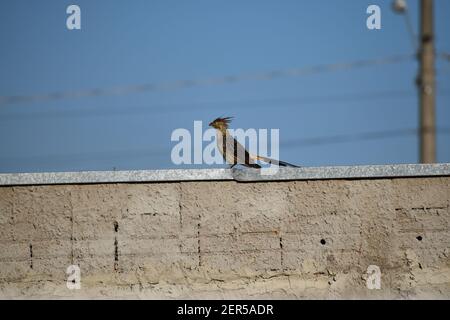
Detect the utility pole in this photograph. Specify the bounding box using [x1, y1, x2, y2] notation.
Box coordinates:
[418, 0, 436, 163]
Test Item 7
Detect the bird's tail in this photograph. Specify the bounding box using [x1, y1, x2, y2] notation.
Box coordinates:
[255, 155, 299, 167]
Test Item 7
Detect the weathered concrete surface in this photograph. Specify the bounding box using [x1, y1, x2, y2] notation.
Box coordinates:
[0, 177, 449, 299]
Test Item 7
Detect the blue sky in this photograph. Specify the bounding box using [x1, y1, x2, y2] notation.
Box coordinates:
[0, 0, 449, 172]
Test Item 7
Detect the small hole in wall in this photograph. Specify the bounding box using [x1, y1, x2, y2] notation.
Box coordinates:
[320, 239, 326, 245]
[416, 235, 423, 241]
[114, 221, 119, 233]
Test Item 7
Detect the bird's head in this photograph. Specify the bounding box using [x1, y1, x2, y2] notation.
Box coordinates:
[209, 117, 233, 130]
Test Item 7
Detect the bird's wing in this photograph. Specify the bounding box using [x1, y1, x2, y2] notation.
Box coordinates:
[224, 132, 258, 165]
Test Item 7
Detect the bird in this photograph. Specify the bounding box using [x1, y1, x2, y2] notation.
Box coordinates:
[208, 116, 299, 169]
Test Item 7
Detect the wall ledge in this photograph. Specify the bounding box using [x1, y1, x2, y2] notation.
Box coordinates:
[1, 163, 449, 186]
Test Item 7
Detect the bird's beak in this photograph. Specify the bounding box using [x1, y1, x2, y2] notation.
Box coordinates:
[208, 122, 213, 127]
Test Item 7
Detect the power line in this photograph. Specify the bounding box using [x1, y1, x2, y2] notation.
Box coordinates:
[282, 127, 450, 148]
[0, 89, 421, 120]
[3, 89, 449, 121]
[403, 10, 418, 50]
[392, 0, 418, 51]
[0, 54, 414, 107]
[1, 127, 449, 165]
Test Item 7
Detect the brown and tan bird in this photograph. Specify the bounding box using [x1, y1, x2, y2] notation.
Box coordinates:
[209, 117, 299, 168]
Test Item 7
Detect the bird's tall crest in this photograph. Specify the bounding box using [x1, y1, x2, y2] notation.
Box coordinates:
[215, 116, 233, 125]
[209, 116, 233, 129]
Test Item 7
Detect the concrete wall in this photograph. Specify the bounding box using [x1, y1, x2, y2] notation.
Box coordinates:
[0, 175, 449, 299]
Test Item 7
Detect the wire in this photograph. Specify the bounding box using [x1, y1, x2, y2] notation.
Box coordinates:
[2, 89, 449, 121]
[282, 127, 450, 148]
[403, 11, 418, 51]
[0, 89, 422, 120]
[1, 127, 449, 165]
[0, 54, 414, 107]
